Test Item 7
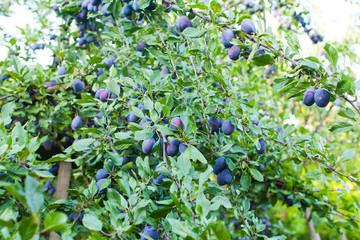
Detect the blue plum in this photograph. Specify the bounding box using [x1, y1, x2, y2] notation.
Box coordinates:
[221, 29, 235, 48]
[314, 88, 330, 107]
[303, 87, 315, 106]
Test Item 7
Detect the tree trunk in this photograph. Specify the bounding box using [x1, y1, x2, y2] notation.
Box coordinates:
[49, 162, 72, 240]
[305, 208, 321, 240]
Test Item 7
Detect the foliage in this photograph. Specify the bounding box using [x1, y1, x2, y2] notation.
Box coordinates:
[0, 0, 360, 239]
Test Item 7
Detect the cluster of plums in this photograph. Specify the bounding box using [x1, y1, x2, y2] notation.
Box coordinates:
[212, 157, 232, 185]
[44, 180, 56, 195]
[303, 87, 330, 107]
[221, 19, 258, 61]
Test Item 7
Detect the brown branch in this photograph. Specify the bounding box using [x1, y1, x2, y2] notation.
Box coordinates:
[315, 157, 360, 182]
[334, 209, 360, 224]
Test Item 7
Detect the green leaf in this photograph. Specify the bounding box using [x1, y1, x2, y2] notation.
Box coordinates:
[324, 43, 338, 71]
[73, 138, 95, 151]
[210, 221, 231, 240]
[25, 175, 44, 213]
[285, 32, 300, 54]
[83, 214, 103, 231]
[304, 169, 322, 180]
[189, 146, 207, 163]
[155, 124, 174, 135]
[181, 27, 207, 38]
[329, 122, 353, 134]
[136, 0, 150, 9]
[134, 129, 154, 141]
[299, 59, 319, 71]
[1, 102, 16, 125]
[210, 0, 221, 12]
[19, 216, 37, 240]
[175, 0, 185, 8]
[251, 54, 275, 66]
[249, 168, 264, 182]
[44, 212, 68, 232]
[340, 149, 356, 162]
[240, 172, 251, 191]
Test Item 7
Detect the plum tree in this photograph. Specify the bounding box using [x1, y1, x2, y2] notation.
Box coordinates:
[314, 88, 330, 107]
[1, 0, 359, 239]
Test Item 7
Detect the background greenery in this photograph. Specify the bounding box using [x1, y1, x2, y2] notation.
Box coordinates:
[0, 0, 360, 239]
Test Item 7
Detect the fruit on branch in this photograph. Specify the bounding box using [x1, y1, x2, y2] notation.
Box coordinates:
[217, 169, 232, 185]
[99, 90, 110, 102]
[57, 66, 66, 76]
[334, 98, 341, 106]
[105, 56, 116, 69]
[221, 29, 235, 48]
[166, 139, 180, 156]
[160, 68, 170, 76]
[122, 4, 133, 18]
[222, 120, 235, 135]
[212, 156, 227, 175]
[68, 212, 83, 224]
[96, 168, 109, 181]
[142, 138, 156, 154]
[136, 42, 145, 52]
[71, 116, 82, 130]
[96, 178, 108, 193]
[179, 143, 188, 154]
[170, 117, 184, 131]
[140, 226, 158, 240]
[310, 32, 323, 44]
[73, 78, 84, 93]
[314, 88, 330, 107]
[174, 16, 192, 34]
[265, 65, 277, 76]
[154, 173, 167, 184]
[241, 19, 256, 35]
[127, 111, 139, 123]
[43, 140, 53, 151]
[303, 87, 315, 106]
[208, 116, 219, 133]
[228, 45, 240, 60]
[255, 138, 266, 154]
